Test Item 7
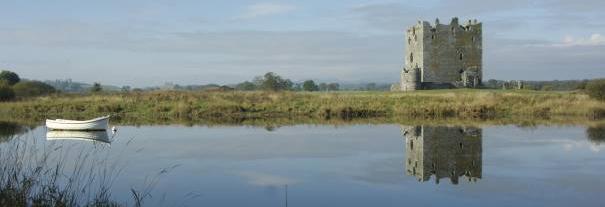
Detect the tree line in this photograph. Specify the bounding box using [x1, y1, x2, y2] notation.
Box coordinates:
[2, 70, 604, 101]
[0, 70, 107, 101]
[0, 70, 56, 101]
[233, 72, 341, 92]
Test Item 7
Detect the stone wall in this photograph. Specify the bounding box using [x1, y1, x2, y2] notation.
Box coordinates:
[399, 17, 482, 91]
[400, 67, 420, 91]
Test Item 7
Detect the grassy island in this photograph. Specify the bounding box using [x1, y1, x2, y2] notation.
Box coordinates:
[1, 90, 604, 122]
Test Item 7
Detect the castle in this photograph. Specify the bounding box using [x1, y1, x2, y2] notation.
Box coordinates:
[394, 17, 482, 91]
[403, 125, 482, 184]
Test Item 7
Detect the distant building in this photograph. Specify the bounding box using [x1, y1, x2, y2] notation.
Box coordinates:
[402, 125, 482, 184]
[160, 82, 178, 91]
[395, 17, 483, 91]
[501, 80, 524, 90]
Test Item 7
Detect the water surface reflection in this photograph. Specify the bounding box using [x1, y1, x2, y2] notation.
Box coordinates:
[0, 122, 30, 143]
[587, 124, 605, 145]
[0, 122, 604, 206]
[403, 125, 482, 184]
[46, 130, 111, 145]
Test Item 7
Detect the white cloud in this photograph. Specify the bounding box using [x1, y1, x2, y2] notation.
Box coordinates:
[555, 33, 605, 47]
[519, 33, 605, 48]
[236, 3, 296, 20]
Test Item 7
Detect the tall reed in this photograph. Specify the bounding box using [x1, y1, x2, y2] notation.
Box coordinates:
[0, 128, 167, 206]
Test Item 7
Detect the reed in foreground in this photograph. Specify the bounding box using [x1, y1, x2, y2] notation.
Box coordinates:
[0, 131, 168, 206]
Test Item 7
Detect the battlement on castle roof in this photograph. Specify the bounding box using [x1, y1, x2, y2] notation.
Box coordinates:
[407, 17, 481, 32]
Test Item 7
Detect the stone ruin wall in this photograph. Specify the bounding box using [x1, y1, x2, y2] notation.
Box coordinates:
[400, 17, 482, 91]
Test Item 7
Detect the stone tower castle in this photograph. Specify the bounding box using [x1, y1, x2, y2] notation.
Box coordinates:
[395, 17, 482, 91]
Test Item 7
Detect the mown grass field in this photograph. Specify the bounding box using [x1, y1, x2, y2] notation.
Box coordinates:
[1, 89, 604, 122]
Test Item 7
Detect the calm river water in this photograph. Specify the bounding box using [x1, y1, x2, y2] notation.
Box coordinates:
[1, 123, 604, 206]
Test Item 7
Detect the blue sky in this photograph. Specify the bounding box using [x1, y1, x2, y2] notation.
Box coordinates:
[0, 0, 604, 87]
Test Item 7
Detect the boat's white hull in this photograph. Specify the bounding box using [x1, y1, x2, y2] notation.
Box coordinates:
[46, 130, 110, 144]
[46, 116, 110, 131]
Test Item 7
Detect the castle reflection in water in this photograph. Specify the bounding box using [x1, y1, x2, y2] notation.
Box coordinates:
[402, 125, 482, 184]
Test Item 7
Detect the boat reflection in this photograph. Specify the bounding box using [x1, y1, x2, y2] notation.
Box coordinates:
[46, 130, 111, 145]
[402, 125, 482, 184]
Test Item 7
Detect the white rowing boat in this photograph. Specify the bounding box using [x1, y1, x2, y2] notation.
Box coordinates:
[46, 115, 110, 131]
[46, 130, 110, 144]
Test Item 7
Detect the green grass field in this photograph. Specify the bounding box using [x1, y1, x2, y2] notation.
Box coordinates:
[1, 89, 604, 122]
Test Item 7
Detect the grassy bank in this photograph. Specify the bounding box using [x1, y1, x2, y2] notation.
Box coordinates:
[1, 89, 604, 121]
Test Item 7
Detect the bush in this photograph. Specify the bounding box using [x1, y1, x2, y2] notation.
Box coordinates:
[302, 80, 319, 91]
[586, 79, 605, 101]
[12, 81, 56, 97]
[0, 70, 20, 86]
[0, 83, 15, 101]
[254, 72, 293, 91]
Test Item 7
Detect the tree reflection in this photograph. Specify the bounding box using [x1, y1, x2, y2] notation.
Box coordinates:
[403, 125, 482, 184]
[0, 122, 29, 143]
[587, 124, 605, 145]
